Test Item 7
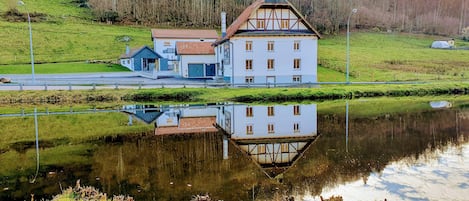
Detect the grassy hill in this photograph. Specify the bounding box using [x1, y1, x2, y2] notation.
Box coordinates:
[0, 0, 152, 64]
[1, 0, 469, 81]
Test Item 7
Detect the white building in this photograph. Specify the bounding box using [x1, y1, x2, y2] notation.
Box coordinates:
[218, 104, 317, 139]
[214, 0, 321, 85]
[217, 104, 318, 177]
[151, 29, 218, 78]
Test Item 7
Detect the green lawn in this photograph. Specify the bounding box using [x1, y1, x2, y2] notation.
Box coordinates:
[0, 62, 129, 74]
[2, 0, 469, 80]
[319, 32, 469, 82]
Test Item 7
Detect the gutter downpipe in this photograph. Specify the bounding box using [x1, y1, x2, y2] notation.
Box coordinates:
[230, 41, 234, 87]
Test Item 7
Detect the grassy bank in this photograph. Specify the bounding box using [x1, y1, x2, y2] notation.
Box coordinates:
[0, 62, 129, 74]
[0, 111, 153, 150]
[0, 83, 468, 104]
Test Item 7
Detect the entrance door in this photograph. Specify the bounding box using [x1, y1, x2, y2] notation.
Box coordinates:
[205, 64, 216, 77]
[266, 76, 276, 85]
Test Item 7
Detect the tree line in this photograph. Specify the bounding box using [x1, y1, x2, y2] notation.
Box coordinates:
[88, 0, 469, 36]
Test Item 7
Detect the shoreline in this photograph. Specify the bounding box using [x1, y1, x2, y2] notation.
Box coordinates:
[0, 82, 468, 104]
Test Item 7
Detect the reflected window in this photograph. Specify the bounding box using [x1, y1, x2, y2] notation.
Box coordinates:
[281, 19, 290, 29]
[281, 143, 289, 153]
[267, 41, 274, 51]
[268, 106, 274, 116]
[246, 41, 253, 51]
[245, 76, 254, 84]
[246, 125, 253, 135]
[258, 144, 266, 154]
[294, 123, 300, 133]
[268, 124, 275, 134]
[246, 59, 253, 70]
[257, 20, 265, 29]
[267, 59, 274, 70]
[246, 107, 253, 117]
[294, 58, 301, 69]
[293, 105, 300, 115]
[294, 41, 300, 51]
[293, 75, 301, 83]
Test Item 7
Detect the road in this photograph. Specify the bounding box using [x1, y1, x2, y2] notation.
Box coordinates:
[0, 72, 222, 90]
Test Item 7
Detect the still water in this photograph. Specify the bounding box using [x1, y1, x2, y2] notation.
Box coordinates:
[0, 99, 468, 201]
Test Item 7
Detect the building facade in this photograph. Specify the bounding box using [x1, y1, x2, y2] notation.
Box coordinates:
[214, 0, 321, 85]
[151, 29, 218, 78]
[176, 42, 218, 78]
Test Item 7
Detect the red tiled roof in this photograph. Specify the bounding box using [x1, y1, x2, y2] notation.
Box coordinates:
[176, 42, 215, 55]
[151, 29, 218, 39]
[215, 0, 321, 45]
[155, 117, 218, 135]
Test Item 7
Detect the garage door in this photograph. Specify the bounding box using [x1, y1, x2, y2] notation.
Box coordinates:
[188, 64, 204, 78]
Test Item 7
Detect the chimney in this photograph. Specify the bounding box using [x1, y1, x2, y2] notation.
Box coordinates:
[221, 12, 227, 38]
[125, 44, 130, 55]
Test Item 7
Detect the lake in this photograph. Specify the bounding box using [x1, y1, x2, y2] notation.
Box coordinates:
[0, 98, 468, 201]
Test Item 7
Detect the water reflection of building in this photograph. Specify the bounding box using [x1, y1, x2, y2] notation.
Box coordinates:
[217, 104, 318, 178]
[154, 105, 219, 135]
[122, 105, 162, 124]
[123, 104, 220, 135]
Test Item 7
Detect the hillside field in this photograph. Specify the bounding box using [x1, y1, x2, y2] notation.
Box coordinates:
[1, 0, 469, 82]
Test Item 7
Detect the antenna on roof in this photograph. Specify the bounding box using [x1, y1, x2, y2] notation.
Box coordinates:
[116, 35, 133, 54]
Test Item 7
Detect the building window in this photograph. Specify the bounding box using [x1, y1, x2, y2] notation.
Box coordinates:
[281, 143, 289, 153]
[246, 41, 253, 51]
[258, 144, 266, 154]
[267, 41, 274, 51]
[267, 106, 274, 116]
[268, 124, 275, 134]
[294, 123, 300, 133]
[127, 60, 130, 64]
[293, 105, 300, 115]
[245, 76, 254, 84]
[294, 59, 301, 69]
[294, 41, 300, 51]
[246, 107, 253, 117]
[164, 41, 171, 46]
[293, 75, 302, 83]
[281, 19, 290, 29]
[246, 59, 253, 70]
[256, 20, 265, 29]
[246, 125, 253, 135]
[267, 59, 274, 70]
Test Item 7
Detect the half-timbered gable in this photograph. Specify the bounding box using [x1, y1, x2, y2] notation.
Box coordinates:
[214, 0, 321, 85]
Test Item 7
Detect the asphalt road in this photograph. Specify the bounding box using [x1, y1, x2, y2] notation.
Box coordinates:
[0, 72, 222, 90]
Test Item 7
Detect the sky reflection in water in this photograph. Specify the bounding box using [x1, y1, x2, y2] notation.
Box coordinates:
[306, 143, 469, 201]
